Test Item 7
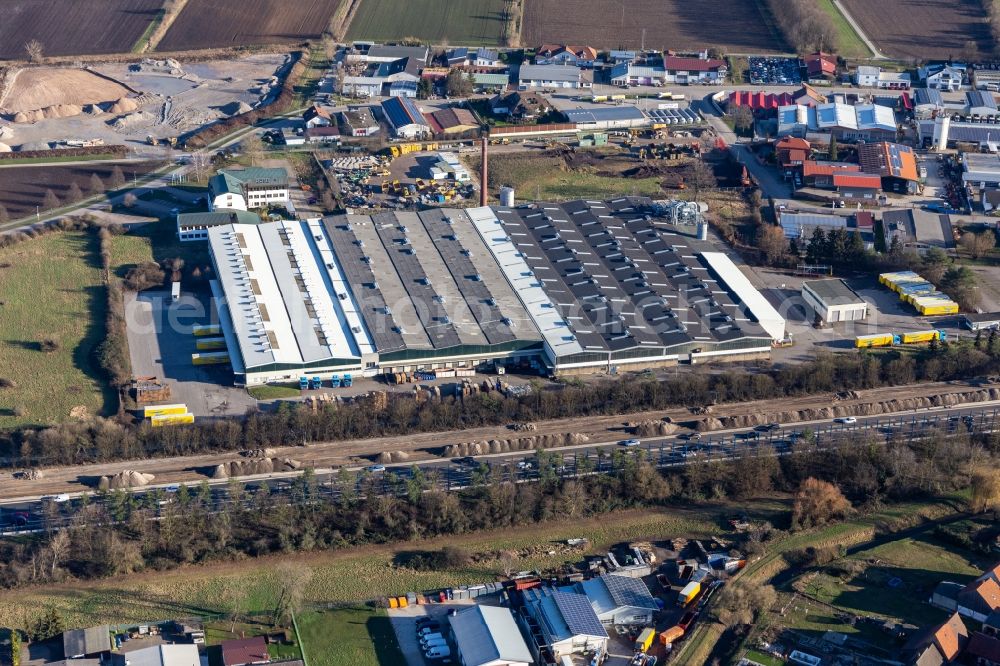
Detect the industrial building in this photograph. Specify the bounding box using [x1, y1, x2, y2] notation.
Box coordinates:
[206, 199, 785, 385]
[449, 605, 533, 666]
[110, 645, 199, 666]
[380, 96, 431, 139]
[518, 64, 588, 89]
[919, 115, 1000, 152]
[522, 588, 609, 661]
[177, 210, 262, 242]
[801, 279, 868, 325]
[777, 103, 896, 140]
[207, 168, 289, 212]
[960, 312, 1000, 330]
[562, 106, 648, 130]
[574, 573, 659, 625]
[857, 142, 919, 194]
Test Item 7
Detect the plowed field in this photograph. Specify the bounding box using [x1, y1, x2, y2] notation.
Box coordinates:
[840, 0, 991, 60]
[158, 0, 343, 51]
[0, 0, 163, 59]
[522, 0, 786, 52]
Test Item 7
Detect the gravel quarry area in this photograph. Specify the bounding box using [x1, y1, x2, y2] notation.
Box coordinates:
[0, 53, 291, 156]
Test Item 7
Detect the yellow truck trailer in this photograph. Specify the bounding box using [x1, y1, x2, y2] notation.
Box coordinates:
[678, 581, 701, 606]
[192, 324, 221, 337]
[143, 404, 188, 418]
[900, 329, 946, 344]
[195, 337, 227, 351]
[635, 628, 656, 652]
[191, 351, 230, 365]
[855, 333, 899, 348]
[150, 413, 195, 427]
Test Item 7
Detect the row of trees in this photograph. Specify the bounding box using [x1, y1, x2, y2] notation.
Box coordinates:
[765, 0, 839, 53]
[4, 338, 1000, 467]
[0, 422, 995, 594]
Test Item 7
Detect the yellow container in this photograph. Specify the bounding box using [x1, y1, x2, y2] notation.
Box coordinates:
[855, 334, 894, 348]
[388, 597, 398, 609]
[397, 596, 408, 608]
[192, 324, 221, 337]
[144, 404, 188, 418]
[192, 351, 230, 365]
[901, 330, 941, 344]
[150, 413, 194, 427]
[195, 337, 227, 351]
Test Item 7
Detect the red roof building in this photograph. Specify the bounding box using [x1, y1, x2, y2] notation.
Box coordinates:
[805, 52, 837, 79]
[832, 173, 883, 189]
[728, 90, 795, 111]
[802, 161, 861, 177]
[664, 56, 725, 72]
[220, 637, 269, 666]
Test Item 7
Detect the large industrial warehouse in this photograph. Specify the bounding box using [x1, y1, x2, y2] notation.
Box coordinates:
[207, 199, 785, 385]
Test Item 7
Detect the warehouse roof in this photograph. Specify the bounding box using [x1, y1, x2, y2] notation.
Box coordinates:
[915, 87, 945, 107]
[449, 605, 533, 666]
[779, 211, 849, 238]
[472, 72, 510, 85]
[701, 252, 786, 341]
[859, 142, 918, 180]
[563, 106, 647, 123]
[963, 152, 1000, 182]
[967, 90, 999, 110]
[580, 574, 659, 615]
[220, 637, 268, 666]
[816, 102, 857, 130]
[519, 64, 582, 83]
[855, 103, 897, 132]
[664, 56, 725, 72]
[177, 210, 261, 228]
[111, 645, 199, 666]
[63, 626, 110, 658]
[832, 172, 882, 189]
[803, 279, 865, 305]
[366, 44, 428, 62]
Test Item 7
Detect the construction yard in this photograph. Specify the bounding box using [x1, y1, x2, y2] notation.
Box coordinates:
[158, 0, 343, 51]
[346, 0, 511, 45]
[522, 0, 786, 52]
[0, 0, 164, 59]
[840, 0, 992, 59]
[0, 54, 291, 154]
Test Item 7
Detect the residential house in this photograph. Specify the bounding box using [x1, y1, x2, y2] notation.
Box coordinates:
[207, 168, 289, 212]
[364, 44, 428, 64]
[576, 573, 659, 625]
[855, 66, 880, 87]
[793, 84, 826, 106]
[178, 210, 262, 241]
[535, 44, 598, 68]
[446, 47, 472, 67]
[805, 52, 837, 83]
[339, 107, 379, 136]
[776, 137, 810, 171]
[518, 64, 588, 89]
[449, 605, 533, 666]
[380, 96, 431, 138]
[903, 613, 969, 665]
[920, 63, 966, 91]
[858, 141, 919, 194]
[220, 636, 269, 666]
[63, 627, 111, 659]
[662, 55, 727, 85]
[523, 588, 609, 661]
[425, 107, 480, 135]
[303, 105, 332, 128]
[491, 91, 550, 120]
[475, 47, 502, 67]
[610, 62, 666, 87]
[968, 632, 1000, 666]
[111, 644, 199, 666]
[967, 90, 999, 116]
[959, 574, 1000, 622]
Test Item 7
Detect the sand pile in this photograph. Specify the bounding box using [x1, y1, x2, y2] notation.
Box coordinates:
[1, 68, 132, 114]
[110, 111, 156, 130]
[0, 143, 11, 153]
[98, 470, 155, 490]
[0, 125, 12, 139]
[378, 451, 410, 463]
[443, 432, 589, 457]
[221, 100, 253, 116]
[12, 104, 83, 123]
[210, 456, 302, 479]
[17, 141, 51, 151]
[107, 97, 138, 114]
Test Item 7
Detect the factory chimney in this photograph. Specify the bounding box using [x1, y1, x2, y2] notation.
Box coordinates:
[480, 136, 488, 207]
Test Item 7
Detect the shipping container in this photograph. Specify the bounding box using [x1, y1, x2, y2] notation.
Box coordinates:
[191, 351, 229, 365]
[195, 337, 227, 351]
[150, 413, 194, 427]
[900, 329, 946, 344]
[659, 626, 684, 645]
[635, 628, 656, 652]
[143, 404, 188, 418]
[678, 581, 701, 606]
[192, 324, 221, 337]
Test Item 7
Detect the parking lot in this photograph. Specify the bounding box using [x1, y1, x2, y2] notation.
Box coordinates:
[125, 290, 255, 417]
[388, 599, 479, 665]
[748, 56, 802, 85]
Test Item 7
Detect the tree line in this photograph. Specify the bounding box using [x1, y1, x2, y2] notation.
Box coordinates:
[764, 0, 839, 53]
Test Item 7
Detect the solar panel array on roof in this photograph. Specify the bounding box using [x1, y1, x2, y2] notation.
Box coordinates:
[601, 574, 659, 610]
[552, 590, 608, 638]
[646, 108, 701, 125]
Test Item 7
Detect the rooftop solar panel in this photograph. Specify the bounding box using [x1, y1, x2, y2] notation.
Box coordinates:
[552, 590, 608, 638]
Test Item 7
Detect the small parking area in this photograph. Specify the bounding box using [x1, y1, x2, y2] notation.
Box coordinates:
[387, 600, 478, 666]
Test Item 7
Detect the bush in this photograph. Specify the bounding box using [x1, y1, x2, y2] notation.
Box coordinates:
[39, 338, 60, 353]
[124, 262, 166, 291]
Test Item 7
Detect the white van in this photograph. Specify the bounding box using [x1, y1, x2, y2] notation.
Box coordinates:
[425, 646, 452, 659]
[420, 634, 445, 647]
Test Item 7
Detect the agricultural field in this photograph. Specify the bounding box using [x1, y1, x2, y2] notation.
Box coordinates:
[522, 0, 786, 52]
[0, 232, 114, 428]
[0, 0, 164, 59]
[840, 0, 991, 60]
[346, 0, 510, 46]
[158, 0, 342, 51]
[0, 162, 162, 221]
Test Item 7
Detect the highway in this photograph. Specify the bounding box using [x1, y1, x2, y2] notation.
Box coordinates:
[3, 401, 997, 536]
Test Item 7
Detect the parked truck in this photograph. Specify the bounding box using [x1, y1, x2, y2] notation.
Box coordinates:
[299, 376, 309, 390]
[900, 329, 947, 344]
[634, 628, 656, 652]
[855, 333, 900, 348]
[678, 581, 701, 606]
[342, 373, 353, 387]
[659, 625, 684, 646]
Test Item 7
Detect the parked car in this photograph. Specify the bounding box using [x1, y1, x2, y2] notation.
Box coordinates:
[417, 624, 441, 636]
[366, 464, 386, 473]
[620, 438, 641, 447]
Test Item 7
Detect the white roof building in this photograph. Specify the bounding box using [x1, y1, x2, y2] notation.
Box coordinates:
[518, 64, 587, 88]
[700, 252, 786, 342]
[110, 645, 199, 666]
[449, 605, 532, 666]
[577, 574, 659, 625]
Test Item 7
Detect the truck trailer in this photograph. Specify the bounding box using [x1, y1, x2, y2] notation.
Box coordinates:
[855, 333, 899, 348]
[900, 329, 947, 344]
[634, 628, 656, 652]
[678, 581, 701, 606]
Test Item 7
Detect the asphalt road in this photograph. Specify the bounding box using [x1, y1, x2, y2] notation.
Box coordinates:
[2, 401, 996, 535]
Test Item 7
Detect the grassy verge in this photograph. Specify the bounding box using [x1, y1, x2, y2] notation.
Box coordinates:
[298, 607, 404, 666]
[814, 0, 871, 58]
[745, 649, 785, 666]
[0, 231, 114, 428]
[0, 153, 121, 166]
[248, 384, 301, 400]
[131, 9, 166, 53]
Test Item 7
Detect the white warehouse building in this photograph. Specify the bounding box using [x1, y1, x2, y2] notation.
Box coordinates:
[801, 279, 868, 325]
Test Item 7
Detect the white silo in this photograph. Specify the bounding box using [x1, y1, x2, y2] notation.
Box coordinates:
[499, 186, 515, 207]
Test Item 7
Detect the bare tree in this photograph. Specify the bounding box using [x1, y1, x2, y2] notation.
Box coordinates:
[791, 477, 852, 529]
[242, 132, 265, 167]
[25, 40, 44, 63]
[0, 203, 8, 223]
[47, 530, 70, 579]
[42, 189, 60, 210]
[757, 224, 788, 265]
[89, 173, 105, 195]
[272, 562, 313, 624]
[110, 166, 126, 189]
[66, 182, 83, 204]
[960, 230, 995, 259]
[123, 192, 138, 208]
[971, 466, 1000, 513]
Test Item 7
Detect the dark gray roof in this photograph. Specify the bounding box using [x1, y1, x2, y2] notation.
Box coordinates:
[960, 311, 1000, 323]
[367, 45, 428, 62]
[63, 627, 110, 657]
[552, 590, 608, 638]
[915, 87, 944, 107]
[967, 90, 999, 110]
[563, 106, 647, 123]
[601, 574, 659, 610]
[803, 279, 865, 305]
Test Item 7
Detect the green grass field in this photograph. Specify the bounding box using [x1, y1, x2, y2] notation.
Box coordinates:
[109, 221, 211, 279]
[814, 0, 871, 58]
[0, 232, 115, 428]
[346, 0, 509, 45]
[248, 384, 301, 400]
[298, 608, 404, 666]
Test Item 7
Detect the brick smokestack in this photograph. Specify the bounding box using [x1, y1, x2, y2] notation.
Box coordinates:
[480, 136, 488, 207]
